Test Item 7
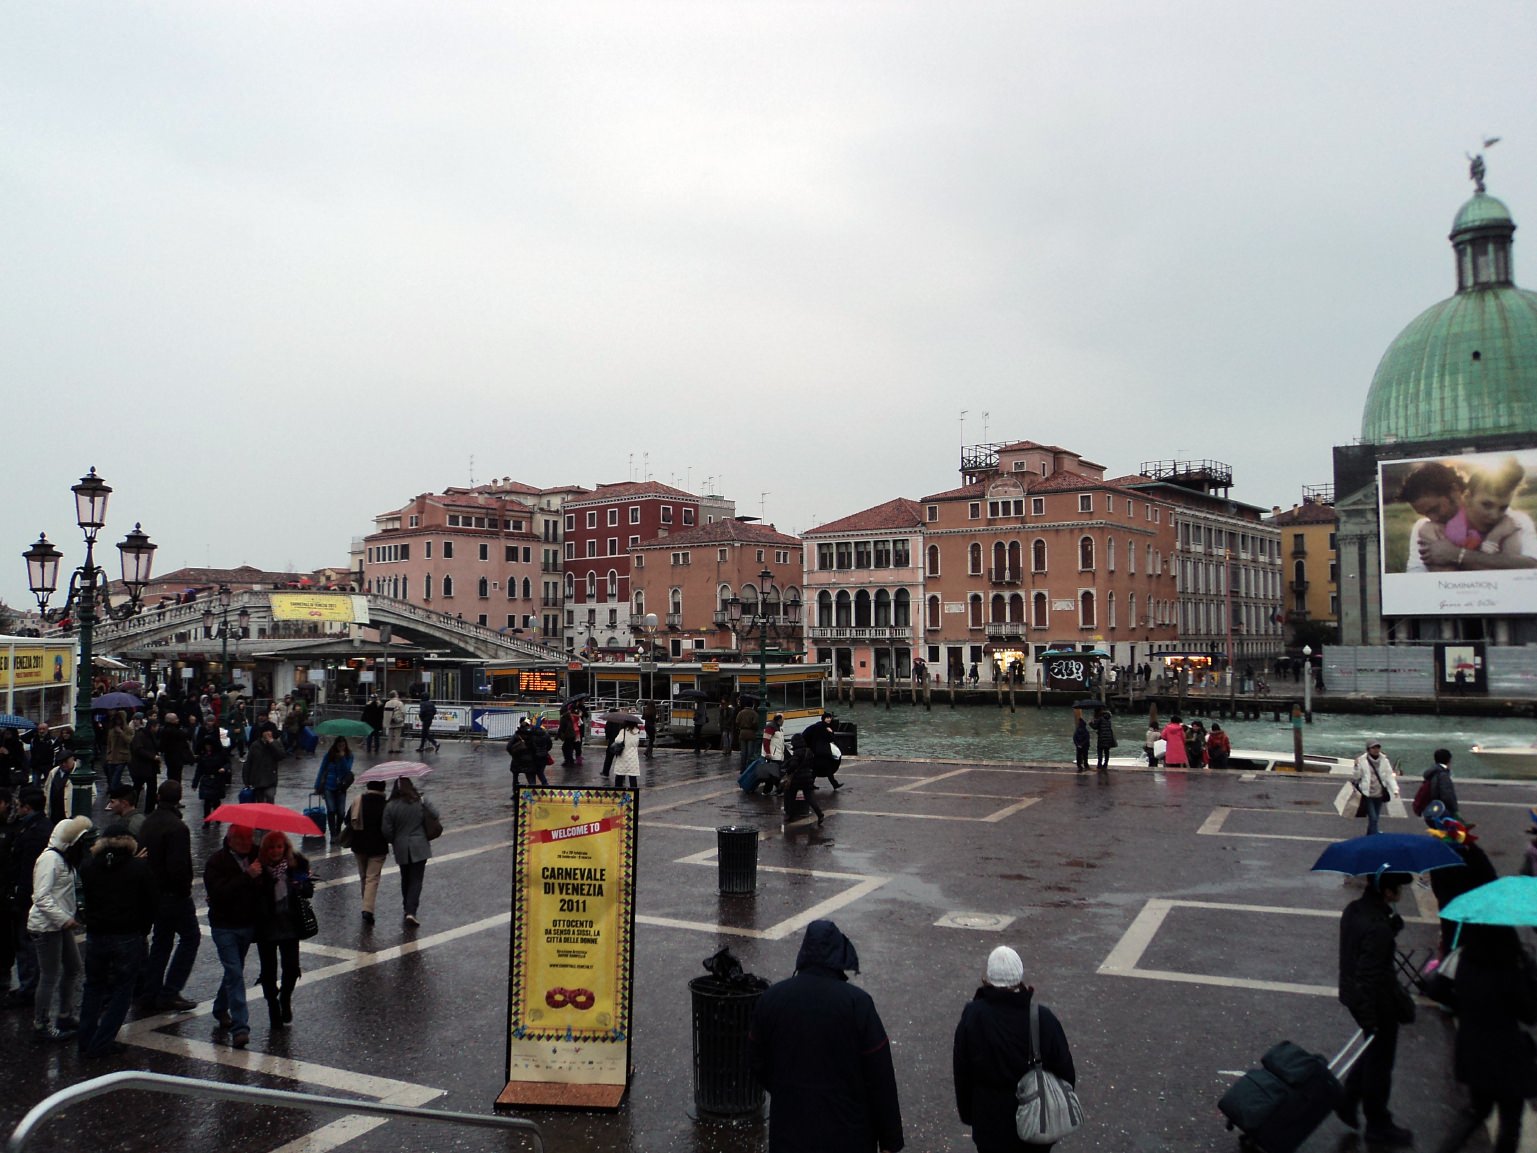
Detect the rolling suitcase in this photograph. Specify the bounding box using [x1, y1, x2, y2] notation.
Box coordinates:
[302, 791, 329, 838]
[1218, 1030, 1370, 1153]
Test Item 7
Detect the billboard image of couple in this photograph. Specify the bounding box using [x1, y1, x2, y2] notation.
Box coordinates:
[1379, 446, 1537, 616]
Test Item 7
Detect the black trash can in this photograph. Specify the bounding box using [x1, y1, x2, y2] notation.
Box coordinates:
[689, 976, 766, 1120]
[717, 826, 758, 894]
[833, 722, 858, 755]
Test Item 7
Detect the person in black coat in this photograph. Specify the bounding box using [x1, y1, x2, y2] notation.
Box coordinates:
[1432, 924, 1537, 1153]
[802, 712, 843, 789]
[128, 719, 161, 813]
[749, 919, 904, 1153]
[953, 945, 1076, 1153]
[1336, 871, 1416, 1147]
[26, 725, 57, 785]
[1427, 819, 1497, 957]
[1420, 749, 1461, 821]
[157, 714, 193, 785]
[76, 824, 159, 1058]
[360, 694, 384, 756]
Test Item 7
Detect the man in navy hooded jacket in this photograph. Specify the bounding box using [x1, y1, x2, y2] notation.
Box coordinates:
[749, 919, 904, 1152]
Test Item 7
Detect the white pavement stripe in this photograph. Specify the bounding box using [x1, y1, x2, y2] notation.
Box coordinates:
[890, 767, 972, 793]
[1197, 808, 1231, 835]
[831, 797, 1038, 823]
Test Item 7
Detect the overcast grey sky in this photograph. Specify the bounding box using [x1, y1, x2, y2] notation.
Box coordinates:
[3, 3, 1533, 610]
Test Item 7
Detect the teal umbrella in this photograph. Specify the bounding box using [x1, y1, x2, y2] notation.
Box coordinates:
[314, 718, 373, 739]
[1438, 876, 1537, 926]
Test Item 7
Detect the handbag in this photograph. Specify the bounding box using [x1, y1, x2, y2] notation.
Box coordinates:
[238, 785, 255, 804]
[1015, 1001, 1083, 1145]
[422, 804, 444, 841]
[292, 893, 319, 940]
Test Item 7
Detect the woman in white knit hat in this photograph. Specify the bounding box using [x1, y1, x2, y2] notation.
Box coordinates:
[27, 815, 92, 1040]
[952, 944, 1077, 1151]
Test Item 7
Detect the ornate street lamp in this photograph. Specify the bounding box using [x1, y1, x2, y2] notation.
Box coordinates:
[23, 469, 155, 792]
[727, 568, 803, 732]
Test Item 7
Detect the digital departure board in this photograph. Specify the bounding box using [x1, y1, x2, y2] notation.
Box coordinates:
[518, 670, 561, 695]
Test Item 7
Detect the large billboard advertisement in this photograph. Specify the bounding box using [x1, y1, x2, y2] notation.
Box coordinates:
[1379, 447, 1537, 616]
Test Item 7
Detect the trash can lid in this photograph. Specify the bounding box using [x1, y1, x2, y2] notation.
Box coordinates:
[716, 825, 757, 834]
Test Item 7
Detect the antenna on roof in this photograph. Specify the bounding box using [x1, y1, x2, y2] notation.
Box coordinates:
[959, 409, 967, 448]
[469, 454, 475, 487]
[643, 452, 650, 481]
[628, 453, 634, 482]
[761, 491, 770, 519]
[982, 411, 989, 442]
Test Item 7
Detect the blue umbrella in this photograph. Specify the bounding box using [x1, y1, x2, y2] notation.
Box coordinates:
[91, 691, 142, 710]
[1438, 876, 1537, 926]
[0, 714, 35, 731]
[1311, 833, 1465, 876]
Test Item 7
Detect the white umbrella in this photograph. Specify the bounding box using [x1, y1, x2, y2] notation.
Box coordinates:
[354, 761, 433, 783]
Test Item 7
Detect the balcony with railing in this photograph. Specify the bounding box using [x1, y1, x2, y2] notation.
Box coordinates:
[988, 565, 1023, 585]
[807, 625, 913, 641]
[665, 613, 683, 627]
[984, 620, 1026, 640]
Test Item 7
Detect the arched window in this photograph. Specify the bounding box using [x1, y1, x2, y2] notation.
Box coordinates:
[1008, 593, 1024, 623]
[969, 543, 982, 575]
[1079, 590, 1096, 628]
[669, 587, 682, 615]
[1128, 542, 1136, 574]
[992, 541, 1006, 577]
[1108, 591, 1116, 629]
[835, 590, 852, 628]
[442, 574, 455, 598]
[818, 590, 834, 627]
[1128, 592, 1137, 629]
[969, 593, 982, 628]
[718, 583, 734, 612]
[1032, 539, 1047, 572]
[1032, 592, 1048, 628]
[990, 593, 1006, 623]
[1008, 540, 1022, 578]
[424, 573, 433, 601]
[478, 577, 489, 598]
[564, 572, 575, 599]
[607, 569, 619, 599]
[522, 577, 532, 599]
[1079, 536, 1095, 571]
[874, 589, 892, 627]
[1293, 559, 1306, 586]
[927, 594, 941, 630]
[1107, 538, 1116, 572]
[1146, 544, 1154, 574]
[926, 544, 940, 577]
[586, 572, 597, 598]
[633, 591, 645, 615]
[893, 588, 911, 627]
[854, 590, 872, 628]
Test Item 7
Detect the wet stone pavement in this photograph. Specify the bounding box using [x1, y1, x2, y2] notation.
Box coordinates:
[4, 741, 1537, 1152]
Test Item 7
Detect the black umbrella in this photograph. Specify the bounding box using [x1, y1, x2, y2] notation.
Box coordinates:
[673, 689, 712, 702]
[562, 693, 591, 705]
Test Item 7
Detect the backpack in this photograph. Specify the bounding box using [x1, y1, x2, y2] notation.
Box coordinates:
[1411, 774, 1435, 817]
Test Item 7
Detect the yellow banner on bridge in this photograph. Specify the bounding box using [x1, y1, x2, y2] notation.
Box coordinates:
[269, 594, 370, 624]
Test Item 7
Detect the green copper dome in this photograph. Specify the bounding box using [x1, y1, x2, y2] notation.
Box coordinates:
[1453, 192, 1513, 234]
[1360, 185, 1537, 443]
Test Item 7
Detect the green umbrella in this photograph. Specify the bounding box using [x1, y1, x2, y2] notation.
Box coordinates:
[314, 718, 374, 739]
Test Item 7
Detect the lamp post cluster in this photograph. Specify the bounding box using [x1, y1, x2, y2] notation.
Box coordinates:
[725, 567, 803, 730]
[22, 468, 156, 771]
[201, 584, 252, 691]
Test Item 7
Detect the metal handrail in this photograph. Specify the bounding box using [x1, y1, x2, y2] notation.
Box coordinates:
[7, 1072, 545, 1153]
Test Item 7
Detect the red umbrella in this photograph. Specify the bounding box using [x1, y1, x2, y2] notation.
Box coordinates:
[204, 803, 322, 836]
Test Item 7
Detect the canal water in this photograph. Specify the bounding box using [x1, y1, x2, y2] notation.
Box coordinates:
[844, 698, 1536, 778]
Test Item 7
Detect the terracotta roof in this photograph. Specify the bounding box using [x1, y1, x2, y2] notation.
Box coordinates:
[1270, 502, 1338, 526]
[805, 498, 924, 536]
[567, 481, 699, 505]
[921, 481, 987, 502]
[634, 520, 802, 549]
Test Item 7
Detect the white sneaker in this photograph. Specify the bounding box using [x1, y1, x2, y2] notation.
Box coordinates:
[404, 914, 420, 927]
